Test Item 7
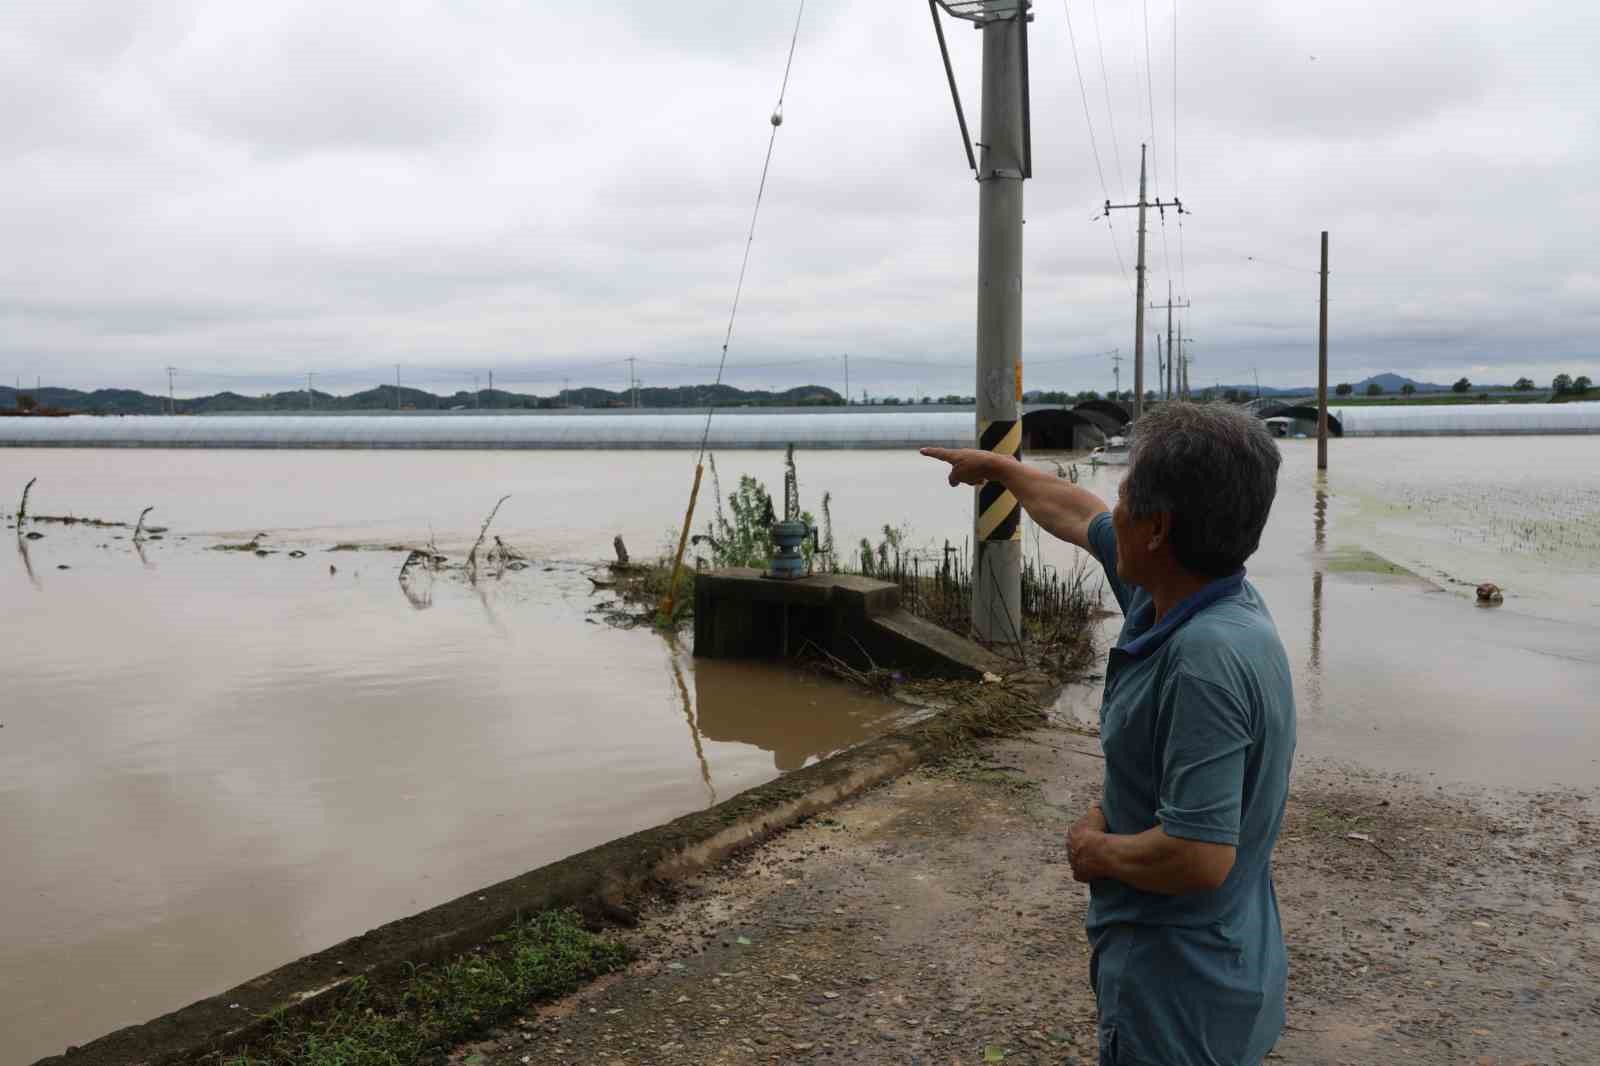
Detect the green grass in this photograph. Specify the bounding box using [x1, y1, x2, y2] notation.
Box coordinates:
[223, 910, 629, 1066]
[1323, 547, 1415, 577]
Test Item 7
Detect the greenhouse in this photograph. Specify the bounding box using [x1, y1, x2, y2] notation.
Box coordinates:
[0, 411, 977, 450]
[1328, 402, 1600, 436]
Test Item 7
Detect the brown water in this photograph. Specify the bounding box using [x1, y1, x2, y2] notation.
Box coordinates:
[3, 438, 1599, 1062]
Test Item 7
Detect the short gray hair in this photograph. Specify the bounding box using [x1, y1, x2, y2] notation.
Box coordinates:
[1121, 403, 1282, 577]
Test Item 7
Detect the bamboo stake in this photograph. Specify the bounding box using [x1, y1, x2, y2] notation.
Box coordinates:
[659, 463, 705, 621]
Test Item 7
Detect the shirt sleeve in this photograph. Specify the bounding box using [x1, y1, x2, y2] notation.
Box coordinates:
[1085, 511, 1136, 613]
[1155, 669, 1253, 846]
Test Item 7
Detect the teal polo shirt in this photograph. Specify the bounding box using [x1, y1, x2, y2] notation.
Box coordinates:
[1084, 512, 1296, 1066]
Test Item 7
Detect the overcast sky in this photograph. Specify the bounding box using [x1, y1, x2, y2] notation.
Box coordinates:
[3, 0, 1597, 398]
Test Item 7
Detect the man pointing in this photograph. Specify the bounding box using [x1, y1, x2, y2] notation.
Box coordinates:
[923, 403, 1296, 1066]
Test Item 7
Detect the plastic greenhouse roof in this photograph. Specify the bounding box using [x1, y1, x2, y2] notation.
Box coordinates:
[0, 412, 978, 450]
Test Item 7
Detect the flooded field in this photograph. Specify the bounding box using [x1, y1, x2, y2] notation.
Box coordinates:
[3, 436, 1599, 1062]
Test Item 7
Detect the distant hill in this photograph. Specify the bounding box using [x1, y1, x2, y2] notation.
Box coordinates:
[0, 382, 844, 415]
[1352, 373, 1451, 393]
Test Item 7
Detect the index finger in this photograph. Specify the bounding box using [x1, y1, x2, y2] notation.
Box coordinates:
[920, 446, 955, 463]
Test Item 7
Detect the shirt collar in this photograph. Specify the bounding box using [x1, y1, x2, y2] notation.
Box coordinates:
[1115, 569, 1246, 658]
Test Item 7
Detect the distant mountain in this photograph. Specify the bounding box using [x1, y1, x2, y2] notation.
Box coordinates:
[0, 382, 844, 415]
[1351, 373, 1451, 393]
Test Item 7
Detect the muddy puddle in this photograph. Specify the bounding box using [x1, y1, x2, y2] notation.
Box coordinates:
[3, 436, 1599, 1062]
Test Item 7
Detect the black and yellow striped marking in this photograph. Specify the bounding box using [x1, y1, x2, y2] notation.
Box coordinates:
[977, 418, 1022, 541]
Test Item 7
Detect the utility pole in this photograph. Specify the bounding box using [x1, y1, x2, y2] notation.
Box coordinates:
[488, 370, 494, 408]
[307, 371, 316, 410]
[625, 356, 640, 408]
[395, 364, 401, 411]
[843, 354, 849, 406]
[1109, 347, 1123, 398]
[928, 0, 1032, 644]
[1104, 144, 1183, 421]
[1155, 333, 1164, 402]
[1150, 280, 1188, 401]
[166, 366, 177, 415]
[1175, 322, 1184, 400]
[473, 374, 480, 409]
[1317, 230, 1330, 471]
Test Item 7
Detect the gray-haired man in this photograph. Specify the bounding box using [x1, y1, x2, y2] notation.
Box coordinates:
[924, 404, 1295, 1066]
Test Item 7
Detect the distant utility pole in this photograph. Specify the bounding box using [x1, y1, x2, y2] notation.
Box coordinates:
[1181, 334, 1194, 400]
[1150, 280, 1189, 401]
[487, 370, 494, 408]
[625, 357, 640, 408]
[1317, 231, 1330, 471]
[1109, 347, 1123, 397]
[842, 353, 850, 406]
[307, 371, 316, 410]
[395, 364, 401, 411]
[561, 376, 571, 407]
[473, 374, 480, 409]
[1104, 144, 1183, 420]
[166, 366, 177, 415]
[1175, 322, 1185, 400]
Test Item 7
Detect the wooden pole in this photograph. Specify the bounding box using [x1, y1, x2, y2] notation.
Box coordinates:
[659, 463, 705, 621]
[1317, 231, 1330, 471]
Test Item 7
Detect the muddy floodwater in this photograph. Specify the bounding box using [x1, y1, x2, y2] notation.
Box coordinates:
[3, 436, 1599, 1063]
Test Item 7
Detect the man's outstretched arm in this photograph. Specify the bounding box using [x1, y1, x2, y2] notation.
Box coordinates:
[920, 448, 1109, 551]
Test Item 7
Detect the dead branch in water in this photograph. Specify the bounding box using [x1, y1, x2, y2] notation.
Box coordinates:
[16, 477, 36, 525]
[465, 495, 511, 584]
[488, 535, 527, 573]
[132, 506, 155, 543]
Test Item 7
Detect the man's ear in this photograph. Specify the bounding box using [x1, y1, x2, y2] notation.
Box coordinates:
[1147, 511, 1172, 552]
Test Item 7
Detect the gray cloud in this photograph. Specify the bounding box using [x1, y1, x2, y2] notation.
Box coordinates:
[0, 0, 1596, 399]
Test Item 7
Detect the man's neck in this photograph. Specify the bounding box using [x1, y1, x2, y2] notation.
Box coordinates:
[1146, 567, 1217, 624]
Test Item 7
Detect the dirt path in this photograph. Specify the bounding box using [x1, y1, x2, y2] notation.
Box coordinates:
[452, 724, 1598, 1065]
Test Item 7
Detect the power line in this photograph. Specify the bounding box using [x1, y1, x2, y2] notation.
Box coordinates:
[694, 0, 805, 462]
[1171, 0, 1189, 305]
[1140, 0, 1173, 287]
[1060, 0, 1133, 294]
[1088, 0, 1126, 198]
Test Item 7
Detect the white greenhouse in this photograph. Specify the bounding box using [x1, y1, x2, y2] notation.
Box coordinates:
[1328, 403, 1600, 436]
[0, 412, 977, 450]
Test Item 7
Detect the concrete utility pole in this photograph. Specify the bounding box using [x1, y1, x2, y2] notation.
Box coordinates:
[1104, 145, 1182, 421]
[1150, 280, 1189, 401]
[488, 370, 494, 408]
[1317, 230, 1330, 471]
[625, 356, 640, 408]
[842, 353, 849, 405]
[1176, 322, 1185, 400]
[928, 0, 1033, 643]
[166, 366, 177, 415]
[307, 372, 316, 410]
[1110, 347, 1122, 397]
[971, 1, 1030, 644]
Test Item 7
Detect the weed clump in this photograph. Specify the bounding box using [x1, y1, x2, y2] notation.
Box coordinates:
[223, 909, 628, 1066]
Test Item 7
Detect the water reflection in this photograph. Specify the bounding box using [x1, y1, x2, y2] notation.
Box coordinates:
[691, 658, 902, 772]
[668, 646, 716, 805]
[15, 532, 40, 589]
[1305, 476, 1328, 716]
